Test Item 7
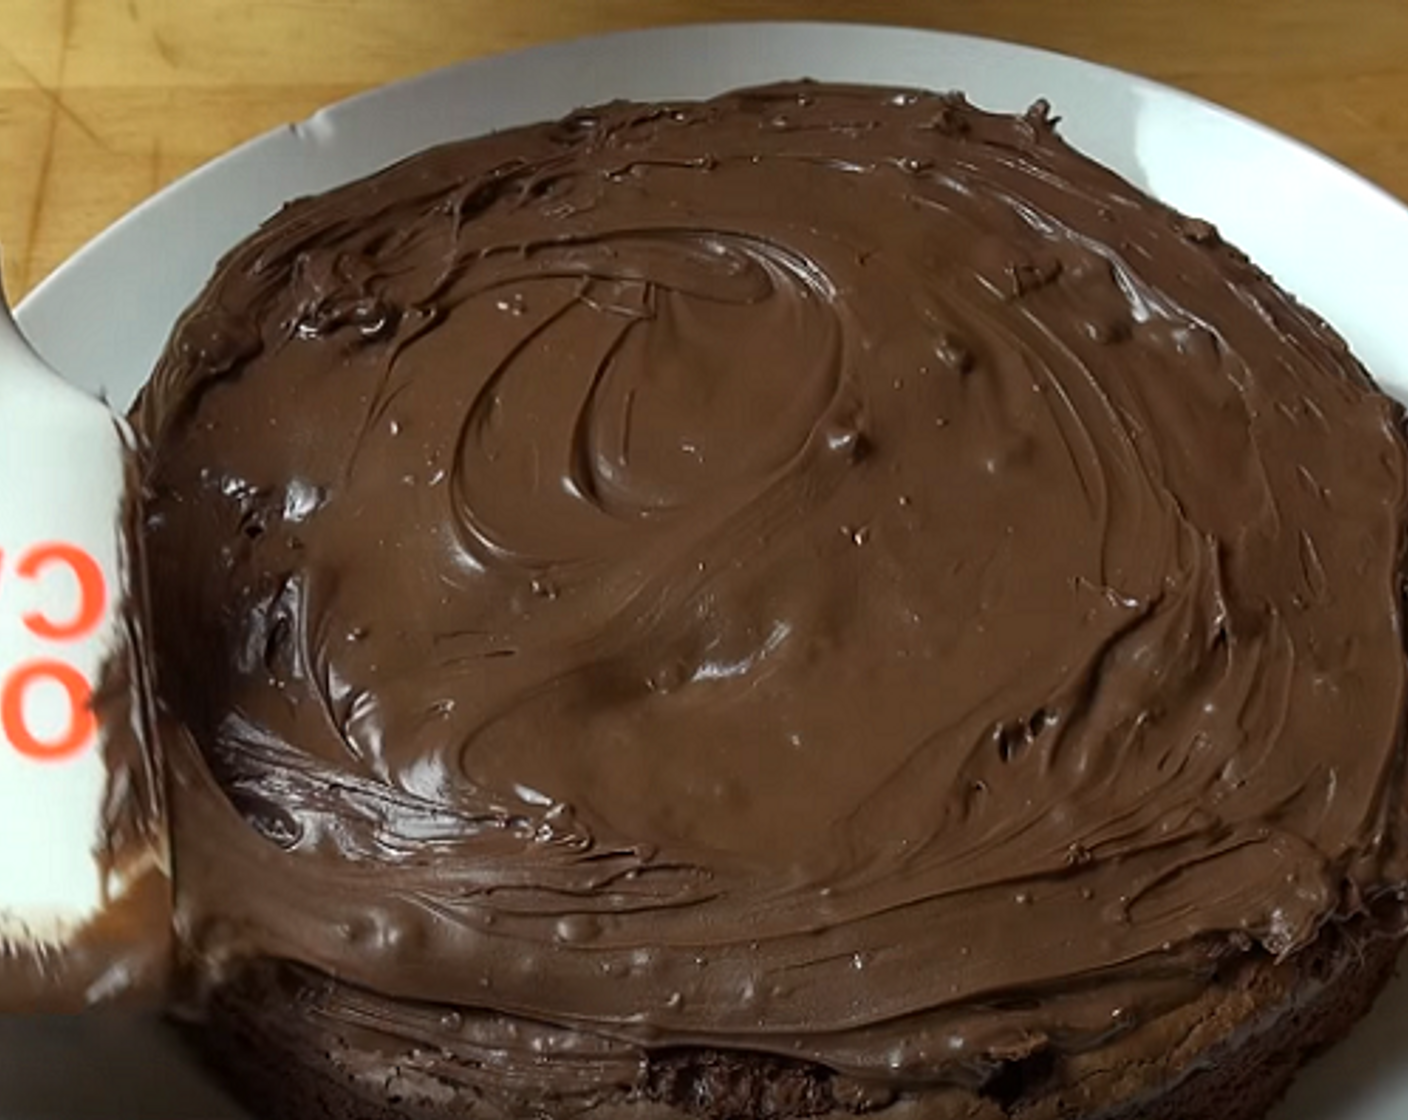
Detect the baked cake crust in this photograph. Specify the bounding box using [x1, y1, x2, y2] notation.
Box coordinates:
[184, 918, 1402, 1120]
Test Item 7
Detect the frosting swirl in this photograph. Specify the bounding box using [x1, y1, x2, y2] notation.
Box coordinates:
[138, 83, 1408, 1095]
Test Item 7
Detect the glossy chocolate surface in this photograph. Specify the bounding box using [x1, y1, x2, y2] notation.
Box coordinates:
[137, 83, 1408, 1093]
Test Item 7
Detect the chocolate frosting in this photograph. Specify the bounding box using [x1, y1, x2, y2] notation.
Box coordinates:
[136, 83, 1408, 1096]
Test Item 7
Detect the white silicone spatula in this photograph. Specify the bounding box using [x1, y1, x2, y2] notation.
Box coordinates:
[0, 267, 156, 964]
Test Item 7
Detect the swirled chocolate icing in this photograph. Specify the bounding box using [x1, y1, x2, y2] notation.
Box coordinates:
[137, 83, 1408, 1100]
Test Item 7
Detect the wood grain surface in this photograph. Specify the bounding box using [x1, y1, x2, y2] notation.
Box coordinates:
[3, 0, 1407, 299]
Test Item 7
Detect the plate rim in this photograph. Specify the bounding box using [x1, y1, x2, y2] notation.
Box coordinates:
[19, 19, 1408, 321]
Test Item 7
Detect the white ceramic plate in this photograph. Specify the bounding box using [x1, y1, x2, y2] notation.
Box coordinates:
[8, 21, 1408, 1120]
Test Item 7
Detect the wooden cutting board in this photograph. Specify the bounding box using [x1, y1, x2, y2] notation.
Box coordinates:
[3, 0, 1408, 299]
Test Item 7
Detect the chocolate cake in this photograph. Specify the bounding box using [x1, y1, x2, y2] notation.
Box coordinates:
[135, 83, 1408, 1120]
